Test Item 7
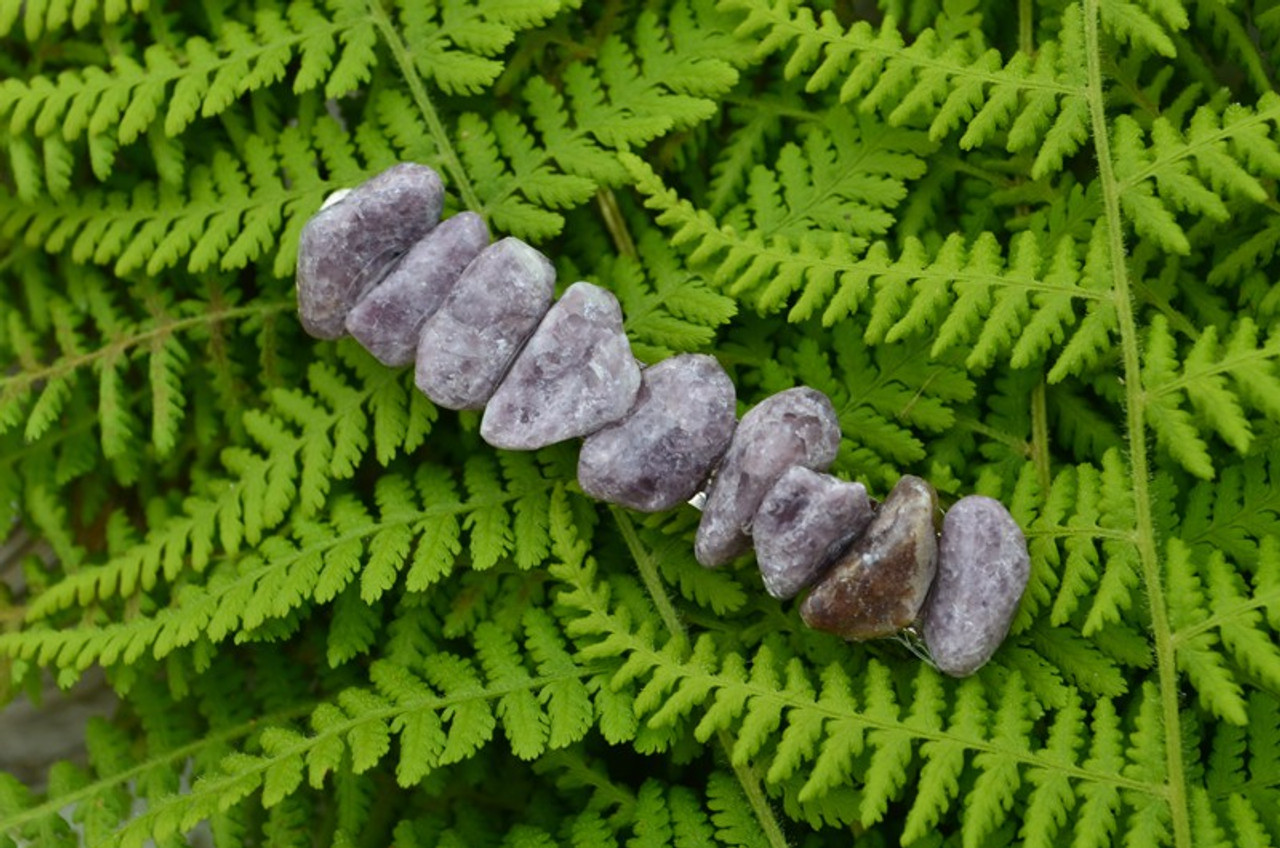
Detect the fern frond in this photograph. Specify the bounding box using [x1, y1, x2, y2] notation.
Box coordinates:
[1142, 315, 1280, 478]
[0, 0, 380, 192]
[8, 345, 428, 625]
[0, 458, 565, 676]
[0, 0, 147, 40]
[1181, 451, 1280, 568]
[1168, 537, 1280, 725]
[626, 157, 1119, 379]
[548, 491, 1157, 836]
[718, 0, 1090, 176]
[1113, 95, 1280, 255]
[452, 1, 741, 240]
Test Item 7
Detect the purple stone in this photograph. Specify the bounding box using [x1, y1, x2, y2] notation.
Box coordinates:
[346, 212, 490, 366]
[415, 237, 555, 410]
[296, 163, 444, 339]
[694, 387, 841, 567]
[577, 354, 736, 512]
[800, 475, 938, 640]
[922, 496, 1030, 676]
[753, 467, 873, 600]
[480, 282, 641, 450]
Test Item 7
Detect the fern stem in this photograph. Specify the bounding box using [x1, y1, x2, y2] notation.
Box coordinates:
[0, 701, 316, 833]
[611, 507, 688, 652]
[1018, 0, 1034, 55]
[611, 508, 790, 848]
[597, 189, 639, 260]
[1082, 4, 1191, 847]
[1030, 379, 1051, 494]
[0, 301, 292, 392]
[722, 750, 793, 848]
[366, 0, 484, 216]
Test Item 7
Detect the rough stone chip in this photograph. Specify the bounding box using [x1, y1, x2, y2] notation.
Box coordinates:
[922, 496, 1030, 676]
[694, 387, 841, 567]
[578, 354, 736, 512]
[480, 282, 641, 450]
[297, 163, 444, 339]
[800, 475, 938, 640]
[753, 467, 874, 600]
[415, 237, 556, 410]
[346, 212, 490, 366]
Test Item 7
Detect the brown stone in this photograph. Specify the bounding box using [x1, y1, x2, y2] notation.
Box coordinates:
[800, 475, 938, 640]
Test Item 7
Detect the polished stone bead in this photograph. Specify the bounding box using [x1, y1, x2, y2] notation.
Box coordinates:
[415, 237, 555, 410]
[577, 354, 736, 512]
[800, 475, 938, 640]
[695, 387, 841, 567]
[922, 496, 1030, 677]
[346, 212, 490, 366]
[480, 282, 641, 450]
[753, 467, 873, 600]
[296, 163, 444, 339]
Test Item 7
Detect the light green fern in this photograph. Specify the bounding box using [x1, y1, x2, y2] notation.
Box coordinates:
[2, 1, 1279, 847]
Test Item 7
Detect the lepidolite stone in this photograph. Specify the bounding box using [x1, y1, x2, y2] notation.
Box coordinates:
[416, 237, 556, 410]
[695, 387, 841, 567]
[800, 475, 938, 640]
[922, 496, 1030, 676]
[753, 467, 873, 600]
[480, 282, 641, 450]
[578, 354, 736, 512]
[297, 163, 444, 339]
[346, 212, 490, 366]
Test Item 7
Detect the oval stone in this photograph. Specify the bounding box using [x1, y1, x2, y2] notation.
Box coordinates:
[415, 237, 556, 410]
[922, 496, 1030, 677]
[800, 475, 938, 640]
[753, 467, 873, 600]
[296, 163, 444, 339]
[346, 212, 490, 366]
[577, 354, 736, 512]
[694, 387, 841, 567]
[480, 282, 641, 450]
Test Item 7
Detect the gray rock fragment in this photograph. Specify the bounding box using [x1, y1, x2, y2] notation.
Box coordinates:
[578, 354, 736, 512]
[415, 237, 555, 410]
[297, 163, 444, 339]
[481, 282, 641, 450]
[753, 467, 873, 600]
[800, 475, 938, 640]
[695, 387, 841, 567]
[346, 212, 490, 366]
[922, 496, 1030, 676]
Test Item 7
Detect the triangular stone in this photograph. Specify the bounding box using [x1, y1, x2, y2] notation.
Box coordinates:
[481, 282, 641, 450]
[578, 354, 736, 512]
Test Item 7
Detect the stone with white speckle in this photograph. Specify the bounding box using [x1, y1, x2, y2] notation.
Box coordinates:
[415, 237, 555, 410]
[346, 212, 490, 366]
[296, 163, 444, 339]
[753, 467, 873, 600]
[694, 387, 841, 567]
[481, 282, 641, 450]
[577, 353, 736, 512]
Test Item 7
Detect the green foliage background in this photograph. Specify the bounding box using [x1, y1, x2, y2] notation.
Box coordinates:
[2, 0, 1280, 845]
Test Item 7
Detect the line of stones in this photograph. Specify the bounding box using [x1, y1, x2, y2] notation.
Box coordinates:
[295, 164, 1031, 677]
